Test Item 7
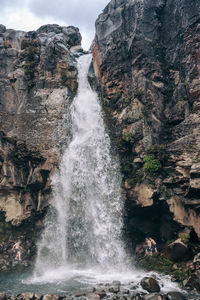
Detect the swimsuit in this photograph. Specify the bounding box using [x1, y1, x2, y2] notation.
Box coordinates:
[147, 246, 152, 253]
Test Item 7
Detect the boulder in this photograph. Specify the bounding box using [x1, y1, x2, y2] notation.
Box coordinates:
[167, 291, 186, 300]
[108, 286, 120, 293]
[166, 239, 188, 261]
[33, 294, 43, 300]
[143, 293, 162, 300]
[19, 294, 34, 300]
[43, 295, 60, 300]
[0, 294, 6, 300]
[94, 292, 107, 299]
[87, 294, 100, 300]
[183, 270, 200, 291]
[140, 277, 160, 293]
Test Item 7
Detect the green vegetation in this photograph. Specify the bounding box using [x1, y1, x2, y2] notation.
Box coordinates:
[143, 144, 167, 177]
[160, 185, 171, 199]
[143, 154, 162, 176]
[178, 233, 190, 243]
[136, 254, 188, 282]
[149, 144, 167, 162]
[177, 97, 188, 102]
[122, 131, 135, 144]
[126, 170, 143, 188]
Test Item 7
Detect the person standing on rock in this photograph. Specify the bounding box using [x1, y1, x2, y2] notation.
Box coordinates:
[144, 237, 152, 256]
[12, 240, 23, 262]
[149, 237, 158, 255]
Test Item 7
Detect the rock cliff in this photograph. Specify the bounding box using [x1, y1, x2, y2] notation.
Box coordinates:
[93, 0, 200, 246]
[0, 23, 81, 255]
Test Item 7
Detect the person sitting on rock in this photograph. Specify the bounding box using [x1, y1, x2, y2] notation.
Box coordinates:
[12, 240, 23, 262]
[144, 237, 152, 257]
[149, 237, 158, 255]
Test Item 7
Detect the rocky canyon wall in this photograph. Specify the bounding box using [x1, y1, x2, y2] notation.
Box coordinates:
[93, 0, 200, 245]
[0, 23, 82, 246]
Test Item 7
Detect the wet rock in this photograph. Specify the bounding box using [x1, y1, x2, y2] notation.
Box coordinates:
[183, 270, 200, 291]
[135, 294, 146, 300]
[140, 277, 160, 293]
[43, 295, 60, 300]
[120, 288, 129, 294]
[109, 286, 120, 293]
[78, 297, 88, 300]
[87, 294, 100, 300]
[19, 293, 35, 300]
[95, 292, 107, 299]
[62, 297, 71, 300]
[166, 239, 188, 262]
[0, 294, 6, 300]
[166, 291, 186, 300]
[34, 294, 43, 300]
[143, 293, 162, 300]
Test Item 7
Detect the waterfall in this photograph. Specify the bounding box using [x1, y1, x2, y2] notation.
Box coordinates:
[34, 54, 127, 277]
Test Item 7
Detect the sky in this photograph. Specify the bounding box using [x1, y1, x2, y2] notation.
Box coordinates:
[0, 0, 110, 49]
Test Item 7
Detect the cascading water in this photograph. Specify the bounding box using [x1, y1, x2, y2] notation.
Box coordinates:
[34, 54, 127, 278]
[0, 53, 182, 296]
[28, 54, 182, 297]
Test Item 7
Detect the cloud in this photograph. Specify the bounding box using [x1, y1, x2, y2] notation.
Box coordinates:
[0, 0, 27, 11]
[28, 0, 110, 48]
[0, 0, 109, 49]
[28, 0, 109, 30]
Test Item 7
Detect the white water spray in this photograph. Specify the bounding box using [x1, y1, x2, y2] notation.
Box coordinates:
[34, 54, 127, 277]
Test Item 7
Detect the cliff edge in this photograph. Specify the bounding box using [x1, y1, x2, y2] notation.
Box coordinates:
[93, 0, 200, 245]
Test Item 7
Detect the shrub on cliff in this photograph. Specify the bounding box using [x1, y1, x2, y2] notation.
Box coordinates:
[143, 154, 162, 176]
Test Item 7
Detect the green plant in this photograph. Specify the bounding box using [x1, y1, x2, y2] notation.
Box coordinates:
[160, 185, 171, 199]
[177, 97, 188, 102]
[149, 144, 167, 162]
[122, 132, 135, 144]
[143, 154, 162, 176]
[178, 233, 190, 243]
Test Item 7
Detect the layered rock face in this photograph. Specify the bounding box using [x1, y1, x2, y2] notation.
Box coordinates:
[93, 0, 200, 243]
[0, 24, 81, 234]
